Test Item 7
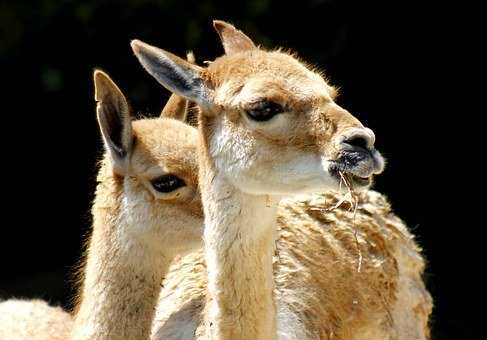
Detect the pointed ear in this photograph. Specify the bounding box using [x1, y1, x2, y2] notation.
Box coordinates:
[213, 20, 256, 55]
[160, 51, 196, 121]
[93, 70, 133, 174]
[160, 93, 189, 121]
[131, 40, 212, 111]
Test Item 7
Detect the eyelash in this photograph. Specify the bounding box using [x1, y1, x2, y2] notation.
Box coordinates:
[151, 174, 185, 193]
[245, 100, 284, 122]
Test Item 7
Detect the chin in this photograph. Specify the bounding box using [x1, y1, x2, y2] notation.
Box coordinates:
[228, 159, 371, 196]
[229, 172, 336, 197]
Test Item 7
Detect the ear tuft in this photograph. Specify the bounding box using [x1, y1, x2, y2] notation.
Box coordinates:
[213, 20, 256, 55]
[93, 70, 133, 174]
[186, 51, 196, 64]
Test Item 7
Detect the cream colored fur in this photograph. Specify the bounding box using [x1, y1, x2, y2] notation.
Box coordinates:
[0, 21, 432, 340]
[0, 299, 73, 340]
[0, 70, 202, 340]
[71, 71, 202, 340]
[131, 20, 405, 340]
[134, 20, 431, 340]
[0, 188, 432, 340]
[153, 190, 432, 340]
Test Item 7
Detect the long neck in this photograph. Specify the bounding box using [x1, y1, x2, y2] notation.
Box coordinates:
[71, 169, 169, 340]
[200, 158, 278, 340]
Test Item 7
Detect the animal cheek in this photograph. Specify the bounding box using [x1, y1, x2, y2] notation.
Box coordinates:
[329, 146, 343, 160]
[226, 109, 242, 123]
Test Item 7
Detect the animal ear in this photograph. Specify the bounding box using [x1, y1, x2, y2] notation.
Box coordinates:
[160, 51, 196, 121]
[160, 93, 189, 121]
[131, 40, 212, 111]
[93, 70, 133, 174]
[213, 20, 256, 55]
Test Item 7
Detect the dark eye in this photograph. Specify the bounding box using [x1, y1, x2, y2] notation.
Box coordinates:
[151, 174, 185, 193]
[246, 100, 284, 122]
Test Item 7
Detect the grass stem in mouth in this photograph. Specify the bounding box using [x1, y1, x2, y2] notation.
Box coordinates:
[338, 170, 362, 273]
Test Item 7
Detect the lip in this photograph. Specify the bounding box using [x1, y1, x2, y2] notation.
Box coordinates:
[329, 162, 372, 188]
[328, 145, 384, 189]
[347, 173, 371, 187]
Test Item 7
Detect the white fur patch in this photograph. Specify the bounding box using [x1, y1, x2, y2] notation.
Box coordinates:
[209, 118, 339, 196]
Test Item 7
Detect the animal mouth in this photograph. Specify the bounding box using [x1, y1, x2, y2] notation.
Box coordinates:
[329, 162, 372, 189]
[329, 147, 384, 189]
[342, 171, 371, 188]
[345, 173, 371, 187]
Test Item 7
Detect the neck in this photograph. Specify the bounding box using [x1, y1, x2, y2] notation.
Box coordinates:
[71, 172, 170, 340]
[200, 162, 278, 340]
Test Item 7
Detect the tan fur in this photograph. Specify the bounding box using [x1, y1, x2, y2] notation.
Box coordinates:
[0, 299, 73, 340]
[194, 30, 379, 340]
[70, 71, 202, 340]
[0, 21, 431, 340]
[153, 190, 432, 340]
[0, 190, 431, 340]
[0, 72, 202, 340]
[0, 127, 431, 340]
[132, 20, 429, 340]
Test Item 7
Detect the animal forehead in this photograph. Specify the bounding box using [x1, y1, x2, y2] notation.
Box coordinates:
[133, 118, 197, 145]
[132, 119, 198, 158]
[209, 50, 330, 102]
[130, 119, 198, 181]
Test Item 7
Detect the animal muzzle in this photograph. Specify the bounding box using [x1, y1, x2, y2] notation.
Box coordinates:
[333, 127, 385, 179]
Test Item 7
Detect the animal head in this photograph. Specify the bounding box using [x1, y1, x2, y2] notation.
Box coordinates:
[94, 70, 202, 254]
[131, 21, 384, 196]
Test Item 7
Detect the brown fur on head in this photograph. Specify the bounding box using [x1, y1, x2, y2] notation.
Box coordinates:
[94, 69, 202, 251]
[72, 71, 204, 314]
[131, 21, 385, 196]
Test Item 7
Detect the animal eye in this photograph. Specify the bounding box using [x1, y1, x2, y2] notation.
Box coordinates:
[246, 100, 284, 122]
[151, 174, 185, 193]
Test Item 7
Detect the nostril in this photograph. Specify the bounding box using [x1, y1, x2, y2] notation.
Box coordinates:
[340, 128, 376, 151]
[343, 135, 369, 150]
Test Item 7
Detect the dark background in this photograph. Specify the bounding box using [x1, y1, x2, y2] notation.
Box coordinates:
[0, 1, 476, 339]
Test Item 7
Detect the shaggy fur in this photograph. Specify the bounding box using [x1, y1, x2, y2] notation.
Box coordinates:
[0, 189, 432, 340]
[0, 299, 73, 340]
[71, 72, 202, 340]
[0, 21, 432, 340]
[0, 154, 431, 340]
[131, 20, 386, 340]
[153, 190, 432, 340]
[0, 71, 201, 340]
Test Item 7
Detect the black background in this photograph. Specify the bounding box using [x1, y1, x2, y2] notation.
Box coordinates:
[0, 1, 477, 339]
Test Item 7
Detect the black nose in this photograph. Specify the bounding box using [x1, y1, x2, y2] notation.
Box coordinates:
[341, 129, 375, 151]
[335, 128, 384, 177]
[343, 135, 369, 150]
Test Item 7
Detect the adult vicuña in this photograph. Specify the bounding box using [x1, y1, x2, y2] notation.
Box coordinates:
[154, 192, 432, 340]
[132, 19, 392, 340]
[0, 22, 431, 340]
[71, 70, 203, 340]
[0, 69, 202, 340]
[145, 21, 432, 340]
